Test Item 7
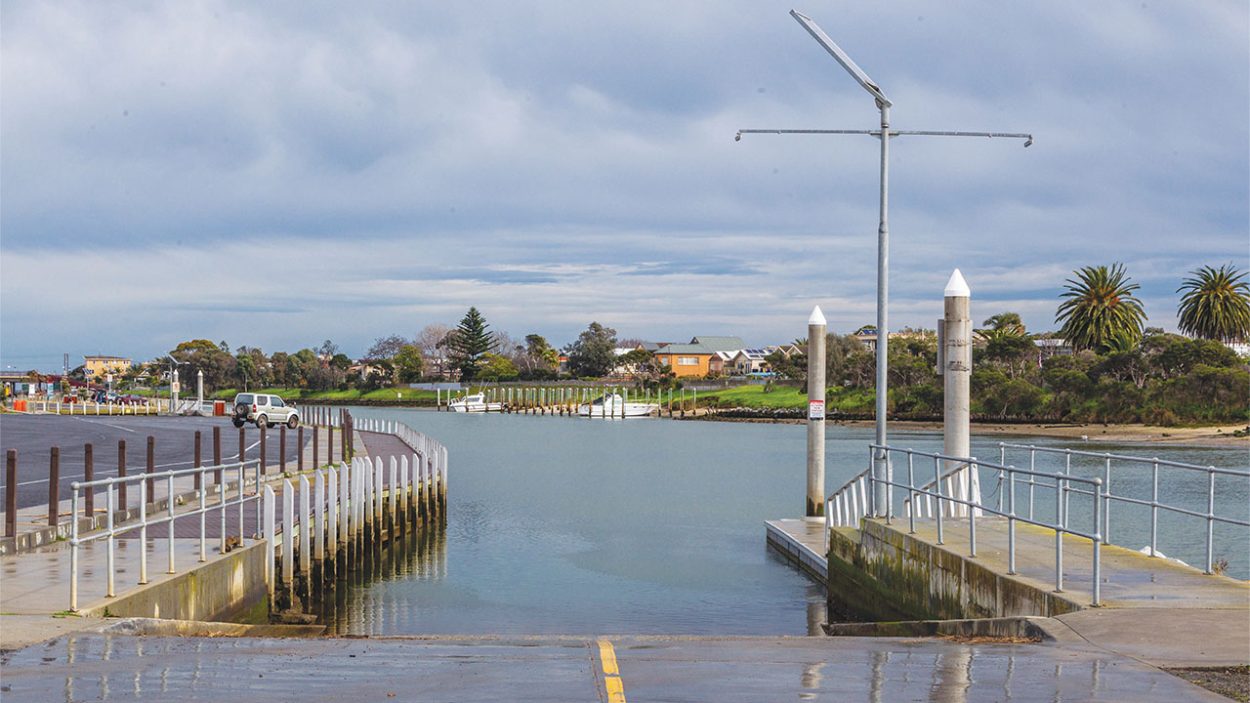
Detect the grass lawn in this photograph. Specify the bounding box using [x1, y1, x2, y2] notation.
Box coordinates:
[209, 386, 438, 403]
[700, 384, 876, 413]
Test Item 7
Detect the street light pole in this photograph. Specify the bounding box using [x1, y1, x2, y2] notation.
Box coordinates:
[737, 9, 1032, 516]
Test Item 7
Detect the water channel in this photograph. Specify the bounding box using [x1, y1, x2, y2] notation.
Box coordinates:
[324, 409, 1247, 636]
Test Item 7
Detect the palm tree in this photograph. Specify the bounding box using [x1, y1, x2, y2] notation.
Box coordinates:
[1055, 263, 1146, 352]
[1177, 264, 1250, 343]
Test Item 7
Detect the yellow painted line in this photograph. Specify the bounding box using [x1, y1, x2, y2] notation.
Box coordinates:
[605, 676, 626, 703]
[597, 639, 619, 675]
[597, 639, 627, 703]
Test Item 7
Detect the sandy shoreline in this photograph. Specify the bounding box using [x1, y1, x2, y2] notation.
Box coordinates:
[845, 419, 1249, 448]
[686, 412, 1248, 448]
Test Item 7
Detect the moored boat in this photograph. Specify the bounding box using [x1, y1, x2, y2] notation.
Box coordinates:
[577, 393, 658, 418]
[447, 392, 503, 413]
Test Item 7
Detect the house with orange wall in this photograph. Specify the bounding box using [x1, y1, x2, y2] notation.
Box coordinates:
[653, 343, 715, 377]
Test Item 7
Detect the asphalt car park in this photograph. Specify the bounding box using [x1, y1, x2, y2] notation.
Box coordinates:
[0, 414, 305, 510]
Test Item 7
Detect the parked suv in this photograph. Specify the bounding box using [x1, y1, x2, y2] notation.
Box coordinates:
[232, 393, 299, 429]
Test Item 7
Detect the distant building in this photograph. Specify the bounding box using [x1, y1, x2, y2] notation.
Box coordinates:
[83, 355, 132, 380]
[1227, 342, 1250, 358]
[689, 336, 745, 353]
[1033, 338, 1072, 365]
[654, 343, 715, 378]
[729, 349, 772, 375]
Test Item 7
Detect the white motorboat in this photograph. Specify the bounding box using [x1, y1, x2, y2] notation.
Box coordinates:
[577, 393, 658, 418]
[447, 392, 503, 413]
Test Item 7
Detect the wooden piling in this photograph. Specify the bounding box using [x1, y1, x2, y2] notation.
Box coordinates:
[145, 436, 155, 503]
[48, 447, 60, 526]
[298, 426, 305, 472]
[259, 427, 267, 475]
[193, 432, 202, 491]
[212, 427, 222, 484]
[84, 443, 95, 517]
[280, 426, 287, 474]
[6, 449, 17, 537]
[117, 440, 127, 511]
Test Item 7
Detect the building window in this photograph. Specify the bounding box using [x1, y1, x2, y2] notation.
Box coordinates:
[678, 357, 699, 366]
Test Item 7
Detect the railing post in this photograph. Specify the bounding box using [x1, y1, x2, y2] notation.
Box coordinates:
[219, 474, 227, 554]
[1149, 459, 1159, 557]
[260, 427, 268, 476]
[84, 444, 95, 519]
[264, 485, 275, 603]
[315, 470, 326, 564]
[6, 449, 17, 538]
[933, 456, 944, 545]
[967, 460, 977, 557]
[906, 452, 916, 534]
[1055, 473, 1064, 593]
[167, 473, 176, 574]
[1205, 467, 1216, 575]
[1103, 454, 1112, 546]
[69, 484, 80, 612]
[138, 481, 148, 584]
[299, 475, 311, 578]
[283, 480, 294, 588]
[1006, 469, 1016, 575]
[1028, 448, 1036, 521]
[199, 464, 207, 563]
[106, 482, 115, 597]
[1092, 477, 1102, 606]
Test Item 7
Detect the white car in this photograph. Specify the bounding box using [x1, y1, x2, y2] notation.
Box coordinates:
[232, 393, 299, 429]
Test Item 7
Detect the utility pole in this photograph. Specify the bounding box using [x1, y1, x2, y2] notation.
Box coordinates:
[737, 9, 1031, 516]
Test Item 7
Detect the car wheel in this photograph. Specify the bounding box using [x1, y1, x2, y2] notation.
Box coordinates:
[256, 415, 268, 429]
[232, 419, 244, 428]
[287, 415, 298, 429]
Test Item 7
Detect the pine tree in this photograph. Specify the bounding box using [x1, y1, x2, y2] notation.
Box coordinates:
[447, 307, 495, 381]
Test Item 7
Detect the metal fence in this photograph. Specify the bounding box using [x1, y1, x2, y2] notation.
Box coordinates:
[68, 459, 263, 611]
[10, 398, 169, 415]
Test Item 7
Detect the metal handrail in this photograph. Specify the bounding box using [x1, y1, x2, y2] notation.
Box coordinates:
[835, 444, 1106, 605]
[999, 442, 1250, 574]
[68, 459, 263, 612]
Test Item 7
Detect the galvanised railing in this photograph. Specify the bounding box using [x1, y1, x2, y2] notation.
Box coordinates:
[68, 459, 264, 612]
[998, 443, 1250, 575]
[826, 444, 1106, 605]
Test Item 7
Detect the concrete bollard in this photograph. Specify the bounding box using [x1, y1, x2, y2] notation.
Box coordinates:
[941, 269, 977, 512]
[807, 306, 827, 518]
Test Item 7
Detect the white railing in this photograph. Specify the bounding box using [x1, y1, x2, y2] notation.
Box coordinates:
[11, 398, 169, 415]
[69, 459, 264, 612]
[998, 443, 1250, 575]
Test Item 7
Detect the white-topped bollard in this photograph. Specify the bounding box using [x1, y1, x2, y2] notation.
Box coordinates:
[807, 306, 827, 517]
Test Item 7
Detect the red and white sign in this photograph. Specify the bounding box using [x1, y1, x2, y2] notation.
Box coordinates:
[808, 399, 825, 420]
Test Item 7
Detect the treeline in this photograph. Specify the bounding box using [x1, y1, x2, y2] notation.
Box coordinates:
[765, 329, 1248, 425]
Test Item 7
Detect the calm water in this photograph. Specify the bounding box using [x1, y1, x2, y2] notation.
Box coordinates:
[328, 409, 1247, 636]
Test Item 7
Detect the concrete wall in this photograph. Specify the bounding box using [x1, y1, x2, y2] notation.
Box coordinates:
[827, 520, 1083, 622]
[81, 541, 269, 623]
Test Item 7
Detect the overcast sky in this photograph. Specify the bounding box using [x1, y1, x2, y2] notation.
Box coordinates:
[2, 1, 1247, 370]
